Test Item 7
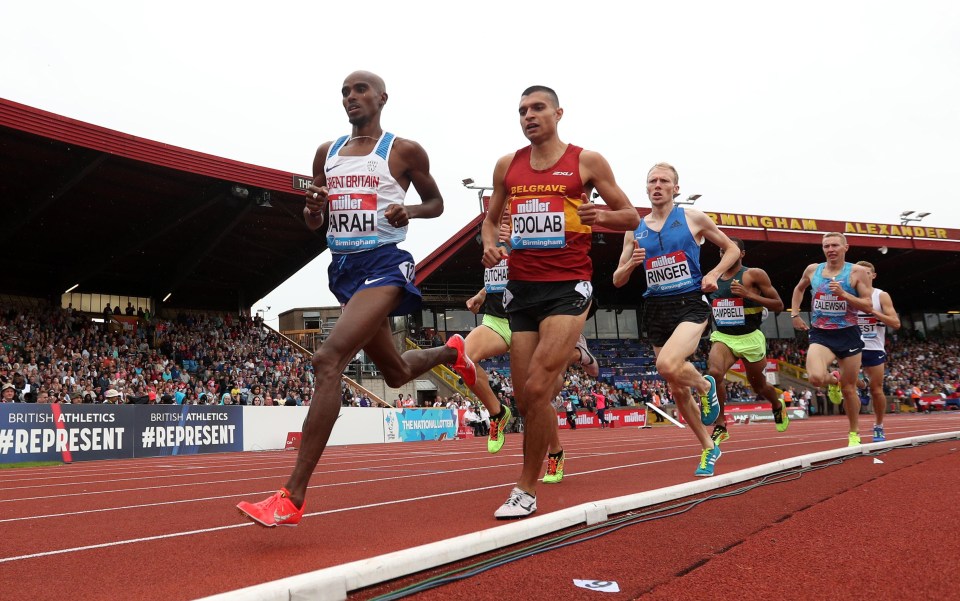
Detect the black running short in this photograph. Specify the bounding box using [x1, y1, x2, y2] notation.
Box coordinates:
[504, 280, 593, 333]
[641, 292, 711, 347]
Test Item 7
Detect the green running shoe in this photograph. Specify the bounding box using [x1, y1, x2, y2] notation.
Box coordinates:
[542, 450, 565, 484]
[711, 424, 730, 445]
[774, 402, 790, 433]
[827, 370, 843, 405]
[487, 404, 512, 454]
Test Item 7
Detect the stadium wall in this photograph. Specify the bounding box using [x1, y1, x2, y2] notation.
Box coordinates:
[0, 405, 462, 463]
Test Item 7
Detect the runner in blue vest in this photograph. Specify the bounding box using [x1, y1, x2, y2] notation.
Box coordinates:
[614, 162, 740, 477]
[791, 232, 874, 446]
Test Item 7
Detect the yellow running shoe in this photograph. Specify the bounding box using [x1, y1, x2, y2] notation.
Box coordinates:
[542, 450, 565, 484]
[487, 404, 512, 454]
[827, 370, 843, 405]
[774, 402, 790, 433]
[711, 424, 730, 445]
[848, 431, 861, 447]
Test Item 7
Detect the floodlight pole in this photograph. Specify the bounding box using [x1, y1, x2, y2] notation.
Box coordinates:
[675, 194, 702, 207]
[462, 178, 494, 214]
[899, 210, 931, 226]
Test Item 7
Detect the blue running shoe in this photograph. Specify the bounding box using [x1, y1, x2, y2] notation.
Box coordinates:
[700, 375, 720, 426]
[694, 445, 722, 477]
[872, 424, 885, 442]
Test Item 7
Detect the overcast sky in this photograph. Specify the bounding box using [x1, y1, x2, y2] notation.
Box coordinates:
[3, 1, 958, 324]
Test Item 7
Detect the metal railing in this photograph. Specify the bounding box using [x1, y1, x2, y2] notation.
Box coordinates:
[267, 323, 386, 406]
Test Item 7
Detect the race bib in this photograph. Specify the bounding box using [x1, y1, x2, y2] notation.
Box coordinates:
[510, 197, 566, 249]
[645, 251, 693, 293]
[327, 192, 377, 251]
[858, 313, 879, 339]
[484, 257, 509, 293]
[813, 292, 847, 316]
[712, 297, 745, 327]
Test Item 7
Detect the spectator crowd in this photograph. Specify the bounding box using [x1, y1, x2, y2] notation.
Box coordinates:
[0, 302, 312, 406]
[2, 301, 957, 416]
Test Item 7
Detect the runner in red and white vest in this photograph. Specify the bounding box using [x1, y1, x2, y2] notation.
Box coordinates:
[855, 261, 901, 442]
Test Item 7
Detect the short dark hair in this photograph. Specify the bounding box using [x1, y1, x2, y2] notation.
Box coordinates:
[521, 85, 559, 107]
[729, 237, 745, 251]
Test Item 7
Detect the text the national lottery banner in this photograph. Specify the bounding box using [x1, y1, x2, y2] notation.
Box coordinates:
[0, 403, 134, 463]
[135, 405, 243, 457]
[391, 408, 457, 442]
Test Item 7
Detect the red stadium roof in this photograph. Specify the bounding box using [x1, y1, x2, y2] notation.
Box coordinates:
[416, 206, 960, 314]
[0, 98, 322, 311]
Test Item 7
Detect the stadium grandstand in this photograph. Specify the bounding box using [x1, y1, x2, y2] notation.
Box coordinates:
[0, 99, 960, 404]
[2, 96, 958, 415]
[2, 97, 958, 601]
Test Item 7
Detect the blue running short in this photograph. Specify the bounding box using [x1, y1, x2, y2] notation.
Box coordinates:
[328, 244, 421, 317]
[861, 349, 887, 367]
[809, 326, 863, 359]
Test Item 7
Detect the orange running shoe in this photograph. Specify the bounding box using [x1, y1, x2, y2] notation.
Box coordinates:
[445, 334, 477, 386]
[237, 488, 303, 527]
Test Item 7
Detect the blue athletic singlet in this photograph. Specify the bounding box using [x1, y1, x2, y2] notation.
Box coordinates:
[635, 206, 703, 297]
[324, 132, 407, 254]
[810, 262, 858, 329]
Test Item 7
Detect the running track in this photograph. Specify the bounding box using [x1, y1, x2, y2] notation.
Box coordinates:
[1, 413, 958, 600]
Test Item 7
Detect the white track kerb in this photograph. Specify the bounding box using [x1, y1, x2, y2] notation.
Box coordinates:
[197, 431, 960, 601]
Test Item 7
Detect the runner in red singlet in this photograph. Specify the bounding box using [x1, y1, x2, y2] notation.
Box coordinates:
[481, 85, 639, 519]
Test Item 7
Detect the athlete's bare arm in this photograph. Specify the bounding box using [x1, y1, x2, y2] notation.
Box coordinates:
[735, 268, 785, 312]
[481, 154, 515, 268]
[685, 209, 739, 293]
[577, 151, 639, 231]
[386, 138, 444, 225]
[830, 264, 874, 314]
[791, 264, 817, 330]
[613, 230, 644, 288]
[303, 141, 336, 230]
[874, 291, 901, 329]
[466, 287, 486, 314]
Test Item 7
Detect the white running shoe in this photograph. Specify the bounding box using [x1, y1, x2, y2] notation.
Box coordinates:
[575, 334, 600, 378]
[494, 486, 537, 519]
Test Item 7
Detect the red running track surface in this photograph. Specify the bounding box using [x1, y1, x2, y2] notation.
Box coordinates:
[0, 413, 957, 600]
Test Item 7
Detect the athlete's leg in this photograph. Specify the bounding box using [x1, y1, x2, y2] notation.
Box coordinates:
[513, 312, 587, 494]
[837, 353, 863, 435]
[362, 321, 458, 389]
[707, 341, 737, 427]
[743, 358, 780, 407]
[462, 325, 509, 416]
[285, 286, 444, 507]
[656, 320, 713, 450]
[805, 344, 838, 388]
[864, 363, 887, 427]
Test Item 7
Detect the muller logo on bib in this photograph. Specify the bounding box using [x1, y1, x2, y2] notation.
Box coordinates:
[515, 198, 552, 213]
